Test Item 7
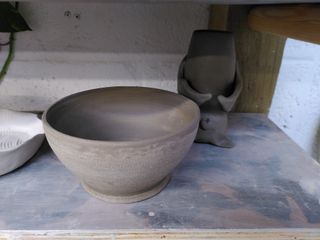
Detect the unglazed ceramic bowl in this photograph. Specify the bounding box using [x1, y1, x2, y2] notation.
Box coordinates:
[0, 109, 44, 176]
[43, 87, 200, 203]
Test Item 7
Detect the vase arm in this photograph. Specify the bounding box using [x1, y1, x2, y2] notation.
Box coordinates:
[217, 63, 243, 112]
[178, 56, 212, 106]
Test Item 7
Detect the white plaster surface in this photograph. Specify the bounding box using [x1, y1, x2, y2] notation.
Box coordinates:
[269, 39, 320, 161]
[0, 2, 209, 110]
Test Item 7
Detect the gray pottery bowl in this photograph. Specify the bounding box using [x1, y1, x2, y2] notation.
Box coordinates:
[43, 87, 200, 203]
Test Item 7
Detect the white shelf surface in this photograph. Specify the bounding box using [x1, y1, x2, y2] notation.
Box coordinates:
[0, 113, 320, 232]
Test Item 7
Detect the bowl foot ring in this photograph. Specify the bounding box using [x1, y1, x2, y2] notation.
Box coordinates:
[82, 176, 171, 203]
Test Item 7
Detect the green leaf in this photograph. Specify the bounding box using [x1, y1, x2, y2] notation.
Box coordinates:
[0, 2, 31, 33]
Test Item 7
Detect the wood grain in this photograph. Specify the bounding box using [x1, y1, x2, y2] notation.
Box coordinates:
[1, 229, 320, 240]
[208, 5, 229, 31]
[229, 6, 286, 113]
[249, 5, 320, 44]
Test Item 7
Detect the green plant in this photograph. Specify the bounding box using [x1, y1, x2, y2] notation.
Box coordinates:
[0, 2, 31, 82]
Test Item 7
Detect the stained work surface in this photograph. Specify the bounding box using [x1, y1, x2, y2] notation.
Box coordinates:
[0, 113, 320, 230]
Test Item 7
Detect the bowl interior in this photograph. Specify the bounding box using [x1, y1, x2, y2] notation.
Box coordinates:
[46, 87, 199, 142]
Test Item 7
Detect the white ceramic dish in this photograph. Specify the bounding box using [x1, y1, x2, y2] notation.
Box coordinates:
[0, 109, 44, 176]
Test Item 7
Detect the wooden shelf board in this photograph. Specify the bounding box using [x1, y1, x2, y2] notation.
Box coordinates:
[0, 0, 318, 4]
[249, 5, 320, 44]
[1, 229, 320, 239]
[0, 113, 320, 236]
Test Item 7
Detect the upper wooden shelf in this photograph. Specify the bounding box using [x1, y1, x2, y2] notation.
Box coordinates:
[249, 5, 320, 44]
[1, 0, 318, 4]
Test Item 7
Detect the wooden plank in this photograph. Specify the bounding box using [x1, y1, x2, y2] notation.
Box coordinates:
[229, 6, 286, 113]
[0, 0, 319, 3]
[0, 229, 320, 240]
[248, 5, 320, 45]
[208, 5, 229, 31]
[0, 114, 320, 230]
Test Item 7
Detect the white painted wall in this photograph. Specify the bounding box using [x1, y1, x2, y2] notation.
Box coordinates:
[0, 2, 209, 110]
[269, 39, 320, 161]
[0, 2, 318, 160]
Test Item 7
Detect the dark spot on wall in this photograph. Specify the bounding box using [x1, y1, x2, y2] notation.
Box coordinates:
[64, 10, 71, 17]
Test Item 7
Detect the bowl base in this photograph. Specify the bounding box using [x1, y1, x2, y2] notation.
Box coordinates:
[81, 176, 171, 203]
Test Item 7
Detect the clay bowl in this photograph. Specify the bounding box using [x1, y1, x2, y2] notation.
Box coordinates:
[43, 87, 200, 203]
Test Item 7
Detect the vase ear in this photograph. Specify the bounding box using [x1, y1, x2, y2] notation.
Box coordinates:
[178, 77, 212, 106]
[177, 56, 212, 106]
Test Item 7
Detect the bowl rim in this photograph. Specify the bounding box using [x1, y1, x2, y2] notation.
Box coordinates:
[42, 86, 200, 147]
